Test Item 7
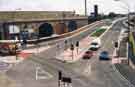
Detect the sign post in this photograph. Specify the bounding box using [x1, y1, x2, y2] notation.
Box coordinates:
[64, 40, 68, 50]
[70, 44, 74, 61]
[114, 41, 119, 57]
[58, 70, 62, 87]
[76, 41, 79, 54]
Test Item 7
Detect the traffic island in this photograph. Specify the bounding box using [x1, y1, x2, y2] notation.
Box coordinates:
[90, 26, 111, 39]
[91, 28, 106, 37]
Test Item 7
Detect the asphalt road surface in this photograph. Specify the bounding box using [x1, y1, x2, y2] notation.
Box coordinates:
[5, 19, 133, 87]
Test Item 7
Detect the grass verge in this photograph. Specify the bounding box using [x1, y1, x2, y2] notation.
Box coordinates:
[91, 28, 106, 37]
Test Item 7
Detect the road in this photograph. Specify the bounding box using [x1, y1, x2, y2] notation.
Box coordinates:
[5, 19, 133, 87]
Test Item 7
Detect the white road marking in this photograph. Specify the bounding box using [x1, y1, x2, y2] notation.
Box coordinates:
[36, 66, 53, 80]
[83, 62, 92, 76]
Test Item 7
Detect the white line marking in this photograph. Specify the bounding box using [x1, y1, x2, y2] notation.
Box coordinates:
[36, 66, 53, 80]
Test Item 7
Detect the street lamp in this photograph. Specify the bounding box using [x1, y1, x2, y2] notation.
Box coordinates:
[85, 0, 87, 16]
[114, 0, 130, 65]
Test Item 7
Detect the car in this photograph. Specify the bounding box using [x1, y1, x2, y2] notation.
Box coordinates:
[89, 42, 99, 51]
[99, 51, 110, 60]
[83, 50, 93, 59]
[89, 38, 101, 51]
[0, 43, 19, 56]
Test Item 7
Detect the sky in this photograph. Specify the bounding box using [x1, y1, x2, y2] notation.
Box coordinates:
[0, 0, 134, 15]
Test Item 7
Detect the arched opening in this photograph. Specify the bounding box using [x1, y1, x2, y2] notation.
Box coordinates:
[54, 22, 67, 35]
[2, 23, 9, 40]
[9, 24, 20, 40]
[38, 23, 54, 38]
[68, 20, 77, 32]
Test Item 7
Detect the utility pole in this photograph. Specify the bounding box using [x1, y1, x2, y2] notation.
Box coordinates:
[85, 0, 87, 16]
[76, 41, 79, 54]
[127, 12, 130, 65]
[58, 70, 62, 87]
[70, 44, 74, 61]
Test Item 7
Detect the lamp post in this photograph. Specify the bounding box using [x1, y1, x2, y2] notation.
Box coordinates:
[114, 0, 130, 65]
[85, 0, 87, 16]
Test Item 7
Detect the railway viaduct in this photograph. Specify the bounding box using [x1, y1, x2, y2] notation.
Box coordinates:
[0, 11, 88, 40]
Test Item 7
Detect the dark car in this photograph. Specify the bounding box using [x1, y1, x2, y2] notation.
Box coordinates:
[99, 51, 110, 60]
[83, 50, 93, 59]
[0, 44, 10, 56]
[0, 43, 19, 56]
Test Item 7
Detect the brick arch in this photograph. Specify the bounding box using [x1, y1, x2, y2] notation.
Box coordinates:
[68, 20, 77, 32]
[54, 22, 68, 35]
[38, 22, 54, 37]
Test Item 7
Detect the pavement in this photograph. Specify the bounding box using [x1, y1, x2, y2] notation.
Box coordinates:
[115, 64, 135, 86]
[113, 36, 135, 86]
[0, 45, 51, 64]
[111, 20, 135, 87]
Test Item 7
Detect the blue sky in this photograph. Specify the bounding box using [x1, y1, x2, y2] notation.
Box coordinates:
[0, 0, 134, 15]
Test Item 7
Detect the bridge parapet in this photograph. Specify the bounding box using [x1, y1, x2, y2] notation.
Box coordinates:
[0, 20, 104, 45]
[0, 11, 88, 40]
[0, 11, 87, 22]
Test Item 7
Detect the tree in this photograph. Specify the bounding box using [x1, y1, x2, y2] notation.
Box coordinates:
[108, 12, 117, 18]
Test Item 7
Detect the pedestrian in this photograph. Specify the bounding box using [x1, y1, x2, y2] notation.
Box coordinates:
[21, 38, 27, 49]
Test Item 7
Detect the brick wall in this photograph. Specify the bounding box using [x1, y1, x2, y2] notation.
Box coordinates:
[0, 11, 75, 21]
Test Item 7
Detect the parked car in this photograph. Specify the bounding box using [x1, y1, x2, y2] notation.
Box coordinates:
[89, 38, 101, 51]
[83, 50, 93, 59]
[99, 51, 110, 60]
[0, 43, 10, 56]
[0, 43, 19, 56]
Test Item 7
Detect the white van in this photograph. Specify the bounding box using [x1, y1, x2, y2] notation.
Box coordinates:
[89, 38, 101, 51]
